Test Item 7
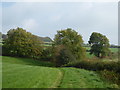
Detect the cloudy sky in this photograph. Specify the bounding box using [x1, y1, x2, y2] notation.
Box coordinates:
[1, 1, 118, 45]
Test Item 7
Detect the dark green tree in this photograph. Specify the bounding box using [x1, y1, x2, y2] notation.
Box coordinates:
[2, 34, 8, 40]
[53, 45, 76, 67]
[53, 28, 85, 61]
[40, 46, 54, 61]
[88, 32, 110, 58]
[3, 27, 43, 59]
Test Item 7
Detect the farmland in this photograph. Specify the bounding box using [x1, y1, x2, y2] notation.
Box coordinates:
[85, 47, 118, 53]
[1, 2, 119, 89]
[2, 56, 117, 88]
[1, 28, 119, 88]
[85, 47, 119, 59]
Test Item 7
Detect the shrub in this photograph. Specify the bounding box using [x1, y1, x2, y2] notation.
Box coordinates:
[52, 45, 76, 67]
[65, 60, 120, 73]
[40, 46, 54, 61]
[98, 70, 120, 86]
[107, 51, 118, 59]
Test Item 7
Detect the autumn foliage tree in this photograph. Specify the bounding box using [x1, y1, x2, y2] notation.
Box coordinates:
[3, 27, 43, 59]
[53, 28, 85, 65]
[88, 32, 110, 58]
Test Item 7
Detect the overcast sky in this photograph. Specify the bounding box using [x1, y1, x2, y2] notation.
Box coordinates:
[1, 2, 118, 45]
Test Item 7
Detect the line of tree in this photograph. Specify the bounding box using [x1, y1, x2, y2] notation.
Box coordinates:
[2, 27, 112, 66]
[2, 27, 43, 59]
[110, 44, 120, 48]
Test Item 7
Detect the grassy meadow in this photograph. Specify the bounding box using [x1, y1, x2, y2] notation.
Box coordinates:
[85, 47, 119, 60]
[1, 2, 119, 88]
[85, 47, 118, 53]
[2, 56, 118, 88]
[2, 56, 60, 88]
[1, 44, 119, 88]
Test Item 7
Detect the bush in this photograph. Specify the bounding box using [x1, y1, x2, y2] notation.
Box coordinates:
[65, 60, 120, 87]
[107, 51, 118, 59]
[65, 60, 120, 73]
[40, 46, 54, 61]
[98, 70, 120, 86]
[52, 45, 76, 67]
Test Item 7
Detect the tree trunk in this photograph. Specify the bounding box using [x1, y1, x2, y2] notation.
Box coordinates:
[97, 53, 100, 57]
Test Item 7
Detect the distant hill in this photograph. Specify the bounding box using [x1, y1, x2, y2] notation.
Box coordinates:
[39, 37, 52, 42]
[0, 32, 52, 42]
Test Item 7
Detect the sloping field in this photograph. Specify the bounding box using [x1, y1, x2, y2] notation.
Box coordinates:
[2, 56, 114, 88]
[59, 68, 112, 88]
[2, 56, 61, 88]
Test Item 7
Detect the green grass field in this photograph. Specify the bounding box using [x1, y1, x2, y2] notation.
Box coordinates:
[2, 56, 60, 88]
[85, 47, 118, 52]
[2, 56, 116, 88]
[85, 47, 118, 59]
[109, 48, 119, 52]
[59, 68, 113, 88]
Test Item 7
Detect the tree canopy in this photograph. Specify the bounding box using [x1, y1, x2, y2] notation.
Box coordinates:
[3, 27, 43, 59]
[88, 32, 110, 58]
[53, 28, 85, 61]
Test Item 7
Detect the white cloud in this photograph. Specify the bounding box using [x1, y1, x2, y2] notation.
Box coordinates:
[2, 2, 118, 45]
[50, 14, 63, 22]
[22, 19, 39, 32]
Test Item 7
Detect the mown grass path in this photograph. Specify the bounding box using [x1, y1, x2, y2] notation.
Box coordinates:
[50, 69, 63, 88]
[58, 68, 112, 88]
[2, 56, 114, 88]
